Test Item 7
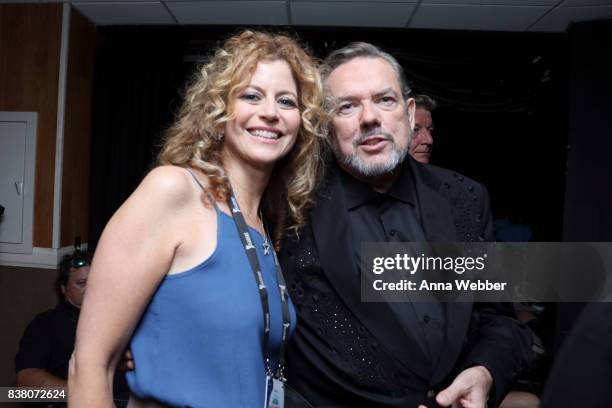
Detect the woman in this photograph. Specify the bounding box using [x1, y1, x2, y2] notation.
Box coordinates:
[69, 30, 324, 407]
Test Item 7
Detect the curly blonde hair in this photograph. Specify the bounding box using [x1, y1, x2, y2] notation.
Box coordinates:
[158, 30, 325, 244]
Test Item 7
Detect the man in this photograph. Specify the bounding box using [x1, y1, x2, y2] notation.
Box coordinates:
[281, 43, 532, 408]
[15, 249, 91, 388]
[410, 94, 437, 164]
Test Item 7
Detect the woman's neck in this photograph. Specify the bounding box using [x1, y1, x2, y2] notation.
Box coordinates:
[223, 154, 272, 222]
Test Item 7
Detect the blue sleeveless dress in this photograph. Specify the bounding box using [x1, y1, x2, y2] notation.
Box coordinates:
[126, 207, 296, 407]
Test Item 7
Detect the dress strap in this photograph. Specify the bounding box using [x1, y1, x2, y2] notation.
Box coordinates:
[185, 167, 217, 209]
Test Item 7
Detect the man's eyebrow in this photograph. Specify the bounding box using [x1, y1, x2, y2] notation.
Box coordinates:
[332, 94, 358, 102]
[333, 87, 399, 101]
[373, 88, 398, 98]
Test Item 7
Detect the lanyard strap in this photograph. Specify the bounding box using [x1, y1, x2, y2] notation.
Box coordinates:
[228, 193, 291, 380]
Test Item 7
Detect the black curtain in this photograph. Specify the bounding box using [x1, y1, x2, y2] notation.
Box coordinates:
[555, 19, 612, 353]
[88, 26, 570, 248]
[563, 20, 612, 242]
[89, 29, 190, 249]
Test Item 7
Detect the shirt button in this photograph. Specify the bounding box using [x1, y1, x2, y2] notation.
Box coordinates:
[423, 315, 430, 323]
[389, 230, 396, 236]
[426, 389, 436, 398]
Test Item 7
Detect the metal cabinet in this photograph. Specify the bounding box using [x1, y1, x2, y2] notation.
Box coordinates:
[0, 112, 37, 254]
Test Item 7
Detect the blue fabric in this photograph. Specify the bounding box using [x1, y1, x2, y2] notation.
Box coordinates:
[126, 210, 296, 407]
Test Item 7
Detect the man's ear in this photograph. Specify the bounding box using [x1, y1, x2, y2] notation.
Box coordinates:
[60, 284, 66, 296]
[406, 97, 416, 130]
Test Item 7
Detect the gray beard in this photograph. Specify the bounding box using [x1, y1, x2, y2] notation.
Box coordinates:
[332, 127, 411, 177]
[338, 144, 408, 177]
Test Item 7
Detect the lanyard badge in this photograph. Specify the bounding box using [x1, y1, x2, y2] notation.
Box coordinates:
[227, 192, 291, 408]
[264, 375, 285, 408]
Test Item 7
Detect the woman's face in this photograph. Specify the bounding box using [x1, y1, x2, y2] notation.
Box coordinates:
[223, 59, 301, 170]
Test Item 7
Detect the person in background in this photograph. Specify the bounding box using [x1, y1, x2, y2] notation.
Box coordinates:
[15, 249, 90, 389]
[409, 93, 436, 164]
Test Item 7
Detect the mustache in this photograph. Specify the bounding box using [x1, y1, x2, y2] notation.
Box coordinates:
[353, 128, 394, 147]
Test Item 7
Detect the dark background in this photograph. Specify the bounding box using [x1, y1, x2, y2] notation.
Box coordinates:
[85, 20, 612, 388]
[88, 25, 582, 249]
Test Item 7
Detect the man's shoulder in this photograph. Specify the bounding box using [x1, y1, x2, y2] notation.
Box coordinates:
[28, 307, 58, 325]
[415, 162, 487, 196]
[18, 308, 59, 348]
[24, 305, 67, 331]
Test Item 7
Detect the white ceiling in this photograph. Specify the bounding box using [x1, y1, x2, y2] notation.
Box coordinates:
[4, 0, 612, 31]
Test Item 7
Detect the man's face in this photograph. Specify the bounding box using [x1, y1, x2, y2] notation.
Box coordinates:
[326, 57, 415, 178]
[410, 107, 434, 164]
[62, 265, 89, 308]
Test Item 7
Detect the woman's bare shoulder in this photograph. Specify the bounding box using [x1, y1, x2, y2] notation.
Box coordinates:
[136, 165, 205, 205]
[143, 165, 191, 190]
[111, 165, 216, 234]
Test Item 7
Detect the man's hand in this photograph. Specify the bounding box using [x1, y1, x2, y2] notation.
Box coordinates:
[418, 365, 493, 408]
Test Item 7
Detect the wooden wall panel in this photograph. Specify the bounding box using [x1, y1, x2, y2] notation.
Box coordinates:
[0, 4, 62, 248]
[0, 265, 57, 388]
[61, 9, 96, 247]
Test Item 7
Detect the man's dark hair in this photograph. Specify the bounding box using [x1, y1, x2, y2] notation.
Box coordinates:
[413, 94, 437, 112]
[320, 42, 412, 99]
[55, 250, 91, 301]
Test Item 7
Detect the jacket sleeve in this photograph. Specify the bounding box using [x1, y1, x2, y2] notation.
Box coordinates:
[459, 186, 534, 407]
[460, 302, 534, 407]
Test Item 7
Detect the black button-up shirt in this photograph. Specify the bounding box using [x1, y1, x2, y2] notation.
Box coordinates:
[339, 163, 446, 367]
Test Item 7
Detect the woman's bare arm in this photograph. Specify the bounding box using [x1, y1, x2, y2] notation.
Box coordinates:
[68, 166, 199, 407]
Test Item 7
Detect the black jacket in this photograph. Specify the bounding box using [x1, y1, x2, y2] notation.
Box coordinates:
[280, 157, 533, 408]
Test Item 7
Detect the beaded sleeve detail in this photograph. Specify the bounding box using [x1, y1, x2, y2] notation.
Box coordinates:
[288, 229, 409, 393]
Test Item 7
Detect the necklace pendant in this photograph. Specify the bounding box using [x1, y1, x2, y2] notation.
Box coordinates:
[263, 241, 271, 256]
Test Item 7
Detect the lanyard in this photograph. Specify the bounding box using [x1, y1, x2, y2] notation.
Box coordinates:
[228, 192, 291, 380]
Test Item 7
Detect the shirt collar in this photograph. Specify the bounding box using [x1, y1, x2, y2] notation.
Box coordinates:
[336, 158, 417, 210]
[59, 300, 81, 318]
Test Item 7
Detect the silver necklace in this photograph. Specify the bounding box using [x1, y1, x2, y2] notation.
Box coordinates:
[259, 211, 271, 256]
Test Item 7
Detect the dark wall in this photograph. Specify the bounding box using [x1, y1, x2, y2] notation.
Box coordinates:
[555, 19, 612, 353]
[0, 266, 57, 388]
[563, 20, 612, 242]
